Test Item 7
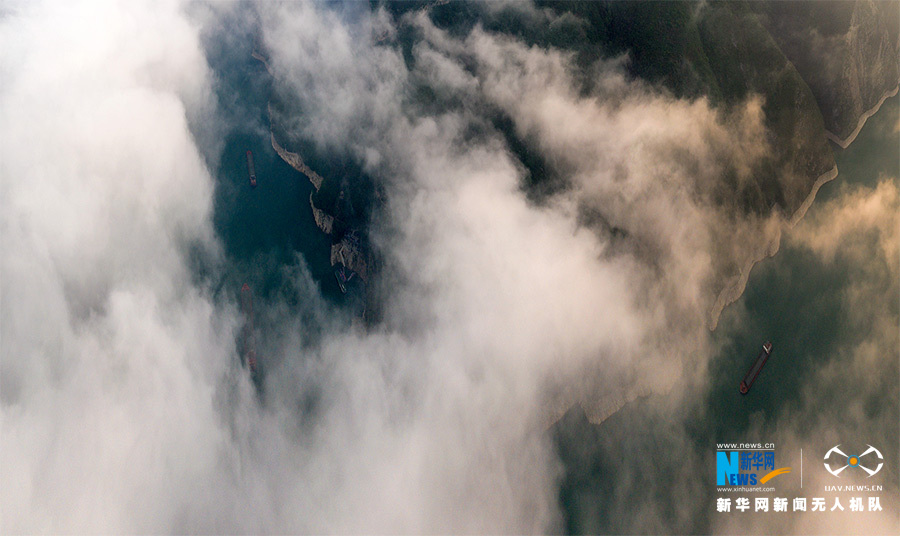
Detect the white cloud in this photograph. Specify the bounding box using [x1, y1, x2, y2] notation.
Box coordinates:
[3, 0, 893, 532]
[791, 178, 899, 266]
[252, 1, 783, 530]
[1, 0, 241, 531]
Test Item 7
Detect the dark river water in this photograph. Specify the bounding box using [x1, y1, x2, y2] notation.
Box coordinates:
[556, 94, 899, 534]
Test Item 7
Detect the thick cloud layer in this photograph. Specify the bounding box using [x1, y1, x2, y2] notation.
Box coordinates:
[1, 0, 895, 533]
[259, 1, 789, 431]
[0, 0, 237, 531]
[254, 2, 781, 530]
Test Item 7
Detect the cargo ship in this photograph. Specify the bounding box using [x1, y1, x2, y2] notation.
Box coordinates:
[240, 283, 257, 373]
[739, 342, 772, 394]
[246, 150, 257, 188]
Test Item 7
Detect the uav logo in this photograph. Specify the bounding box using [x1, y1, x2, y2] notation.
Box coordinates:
[823, 444, 883, 477]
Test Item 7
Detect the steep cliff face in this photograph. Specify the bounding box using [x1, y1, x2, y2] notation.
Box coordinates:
[753, 0, 900, 145]
[695, 2, 837, 216]
[330, 233, 368, 282]
[271, 131, 324, 190]
[309, 193, 333, 235]
[270, 129, 370, 287]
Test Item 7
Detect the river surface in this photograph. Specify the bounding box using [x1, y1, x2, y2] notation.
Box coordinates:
[206, 31, 348, 305]
[555, 94, 899, 534]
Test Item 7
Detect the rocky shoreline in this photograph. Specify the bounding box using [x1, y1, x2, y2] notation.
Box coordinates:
[270, 131, 323, 191]
[255, 50, 371, 305]
[708, 83, 898, 330]
[708, 162, 841, 331]
[270, 130, 370, 286]
[826, 85, 899, 149]
[599, 94, 891, 423]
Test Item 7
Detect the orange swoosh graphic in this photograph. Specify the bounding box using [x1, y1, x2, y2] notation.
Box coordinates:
[759, 467, 792, 484]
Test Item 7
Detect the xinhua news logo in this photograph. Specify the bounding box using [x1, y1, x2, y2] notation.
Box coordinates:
[823, 444, 883, 478]
[717, 445, 791, 486]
